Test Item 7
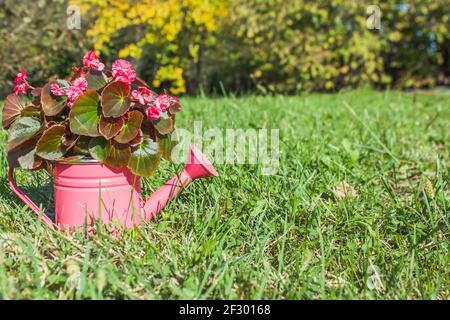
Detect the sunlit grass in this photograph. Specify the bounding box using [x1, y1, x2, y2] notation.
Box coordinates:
[0, 89, 448, 299]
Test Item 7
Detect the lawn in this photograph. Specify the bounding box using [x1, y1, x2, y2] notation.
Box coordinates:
[0, 89, 448, 299]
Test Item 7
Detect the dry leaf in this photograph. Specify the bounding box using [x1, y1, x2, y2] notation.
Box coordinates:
[331, 182, 357, 200]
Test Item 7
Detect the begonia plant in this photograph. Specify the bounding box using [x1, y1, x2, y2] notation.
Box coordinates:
[2, 51, 181, 177]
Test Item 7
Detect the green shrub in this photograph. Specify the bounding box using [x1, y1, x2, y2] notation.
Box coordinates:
[208, 0, 449, 93]
[0, 0, 91, 96]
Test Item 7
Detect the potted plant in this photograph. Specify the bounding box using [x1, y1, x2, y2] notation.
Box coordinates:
[3, 51, 218, 231]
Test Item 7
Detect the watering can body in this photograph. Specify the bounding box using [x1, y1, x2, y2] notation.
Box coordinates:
[54, 162, 142, 230]
[8, 145, 218, 231]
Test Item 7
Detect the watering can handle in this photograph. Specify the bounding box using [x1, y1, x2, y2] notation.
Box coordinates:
[8, 167, 55, 229]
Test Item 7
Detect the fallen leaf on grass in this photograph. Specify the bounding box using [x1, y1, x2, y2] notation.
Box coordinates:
[419, 178, 436, 199]
[331, 182, 358, 201]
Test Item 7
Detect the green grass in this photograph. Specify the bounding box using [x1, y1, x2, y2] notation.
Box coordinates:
[0, 89, 448, 299]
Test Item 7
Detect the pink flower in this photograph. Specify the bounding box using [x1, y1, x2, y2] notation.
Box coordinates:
[14, 69, 27, 84]
[14, 82, 30, 95]
[131, 87, 155, 105]
[131, 90, 143, 104]
[66, 88, 82, 107]
[66, 87, 83, 107]
[112, 59, 136, 85]
[82, 50, 105, 71]
[73, 77, 88, 90]
[155, 94, 170, 111]
[50, 83, 66, 96]
[145, 105, 161, 121]
[66, 77, 88, 107]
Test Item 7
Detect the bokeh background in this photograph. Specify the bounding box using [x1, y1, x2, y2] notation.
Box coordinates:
[0, 0, 449, 97]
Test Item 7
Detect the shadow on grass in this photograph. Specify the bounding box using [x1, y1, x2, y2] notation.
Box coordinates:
[0, 175, 55, 220]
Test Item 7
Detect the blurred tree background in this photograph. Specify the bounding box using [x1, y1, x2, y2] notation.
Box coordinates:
[0, 0, 90, 96]
[0, 0, 449, 96]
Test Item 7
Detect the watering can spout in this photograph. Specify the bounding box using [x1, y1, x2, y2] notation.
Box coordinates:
[141, 144, 218, 221]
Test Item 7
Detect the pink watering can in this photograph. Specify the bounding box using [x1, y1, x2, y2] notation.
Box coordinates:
[8, 144, 218, 231]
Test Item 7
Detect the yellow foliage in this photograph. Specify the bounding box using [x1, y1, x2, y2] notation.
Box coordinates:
[119, 44, 142, 59]
[389, 31, 402, 43]
[71, 0, 228, 94]
[154, 65, 185, 95]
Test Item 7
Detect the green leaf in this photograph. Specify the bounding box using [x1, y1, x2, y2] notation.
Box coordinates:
[99, 115, 125, 139]
[89, 137, 131, 169]
[159, 130, 179, 162]
[71, 136, 91, 155]
[88, 136, 108, 162]
[41, 81, 68, 116]
[69, 90, 101, 137]
[154, 111, 174, 135]
[101, 81, 131, 118]
[36, 125, 67, 160]
[114, 110, 143, 144]
[128, 138, 160, 177]
[85, 70, 108, 90]
[21, 105, 41, 118]
[7, 117, 43, 151]
[2, 94, 24, 129]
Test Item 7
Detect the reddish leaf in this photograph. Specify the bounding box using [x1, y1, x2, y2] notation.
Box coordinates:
[141, 119, 157, 140]
[103, 70, 113, 78]
[154, 111, 174, 135]
[99, 115, 125, 139]
[114, 110, 144, 144]
[89, 137, 131, 169]
[101, 81, 131, 118]
[129, 129, 143, 147]
[104, 141, 131, 169]
[62, 132, 79, 150]
[2, 94, 24, 129]
[41, 81, 68, 116]
[169, 103, 182, 114]
[46, 121, 57, 128]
